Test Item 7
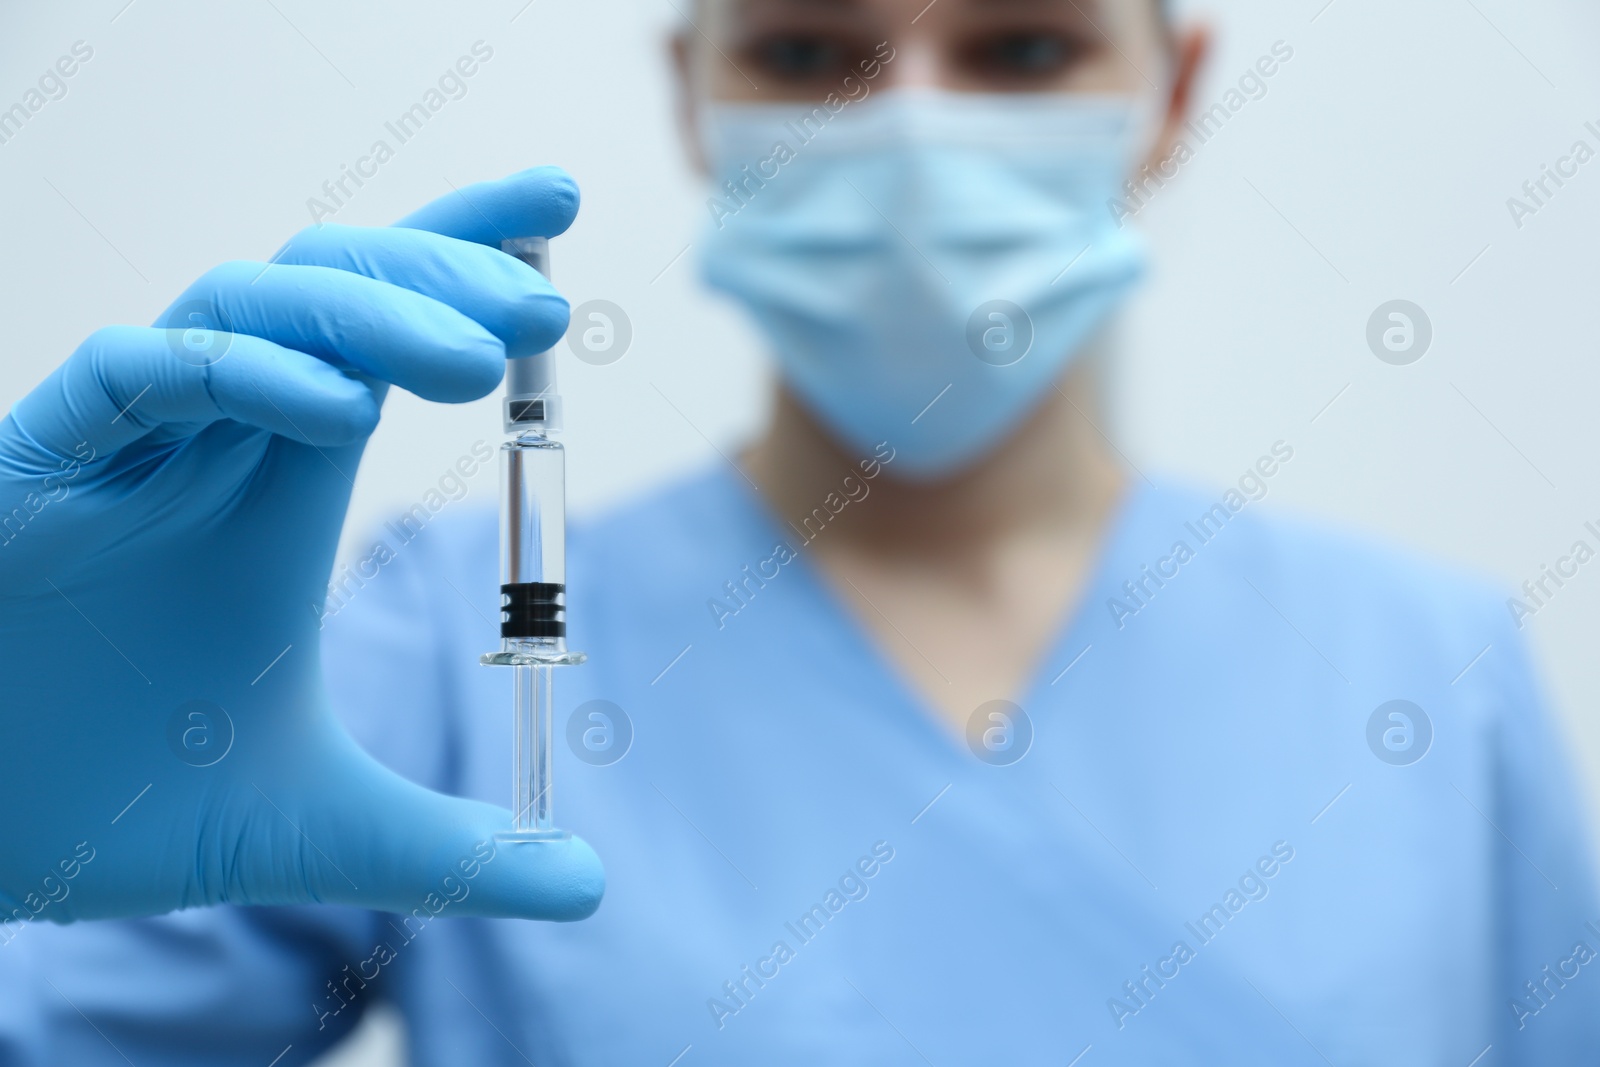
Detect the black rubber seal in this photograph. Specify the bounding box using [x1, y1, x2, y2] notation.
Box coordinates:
[500, 581, 565, 638]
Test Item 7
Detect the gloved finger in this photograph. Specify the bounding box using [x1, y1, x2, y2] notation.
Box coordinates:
[157, 260, 505, 403]
[391, 165, 580, 248]
[268, 224, 568, 359]
[3, 325, 380, 467]
[275, 737, 604, 922]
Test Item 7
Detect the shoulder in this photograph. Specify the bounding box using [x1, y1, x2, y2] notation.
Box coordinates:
[1136, 476, 1534, 718]
[1159, 478, 1505, 619]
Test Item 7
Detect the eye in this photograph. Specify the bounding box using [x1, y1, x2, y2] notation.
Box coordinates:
[963, 30, 1090, 83]
[747, 33, 849, 81]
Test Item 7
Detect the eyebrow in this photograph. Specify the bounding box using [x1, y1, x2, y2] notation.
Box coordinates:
[970, 0, 1104, 11]
[727, 0, 1105, 20]
[732, 0, 866, 12]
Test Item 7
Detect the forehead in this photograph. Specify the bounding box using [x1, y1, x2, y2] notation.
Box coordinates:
[700, 0, 1126, 21]
[697, 0, 1153, 37]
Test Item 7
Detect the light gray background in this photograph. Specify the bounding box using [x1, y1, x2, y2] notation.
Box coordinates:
[3, 1, 1598, 1062]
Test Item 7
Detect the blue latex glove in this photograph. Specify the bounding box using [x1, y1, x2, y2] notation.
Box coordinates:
[0, 168, 604, 926]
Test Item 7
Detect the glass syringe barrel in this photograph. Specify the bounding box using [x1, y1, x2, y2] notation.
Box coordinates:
[485, 236, 584, 843]
[501, 432, 566, 652]
[501, 434, 565, 837]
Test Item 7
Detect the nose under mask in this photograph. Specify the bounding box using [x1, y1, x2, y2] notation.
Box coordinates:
[697, 88, 1152, 479]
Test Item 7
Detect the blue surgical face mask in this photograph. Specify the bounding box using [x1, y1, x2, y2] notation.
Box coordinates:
[698, 89, 1151, 479]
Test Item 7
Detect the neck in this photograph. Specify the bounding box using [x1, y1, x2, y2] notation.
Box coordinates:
[742, 351, 1127, 561]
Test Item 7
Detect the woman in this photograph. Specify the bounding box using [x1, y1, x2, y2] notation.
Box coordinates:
[2, 0, 1595, 1063]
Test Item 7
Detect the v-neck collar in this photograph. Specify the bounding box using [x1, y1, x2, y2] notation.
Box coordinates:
[711, 463, 1155, 751]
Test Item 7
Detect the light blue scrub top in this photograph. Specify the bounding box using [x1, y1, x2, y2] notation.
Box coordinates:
[7, 468, 1599, 1065]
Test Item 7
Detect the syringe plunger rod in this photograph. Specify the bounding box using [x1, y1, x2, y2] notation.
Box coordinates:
[501, 236, 561, 433]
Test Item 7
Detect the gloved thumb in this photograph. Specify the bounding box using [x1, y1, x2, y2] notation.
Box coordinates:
[256, 730, 604, 922]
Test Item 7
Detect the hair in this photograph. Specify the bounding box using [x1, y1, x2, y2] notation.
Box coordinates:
[689, 0, 1173, 22]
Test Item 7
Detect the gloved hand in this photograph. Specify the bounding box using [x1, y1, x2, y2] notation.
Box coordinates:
[0, 168, 604, 926]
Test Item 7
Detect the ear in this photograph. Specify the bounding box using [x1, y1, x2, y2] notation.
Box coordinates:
[670, 30, 710, 176]
[1143, 21, 1211, 172]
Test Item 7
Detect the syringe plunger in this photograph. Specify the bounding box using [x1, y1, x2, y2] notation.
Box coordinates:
[501, 236, 562, 433]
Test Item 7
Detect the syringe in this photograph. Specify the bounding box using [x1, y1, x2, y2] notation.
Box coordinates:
[481, 236, 584, 842]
